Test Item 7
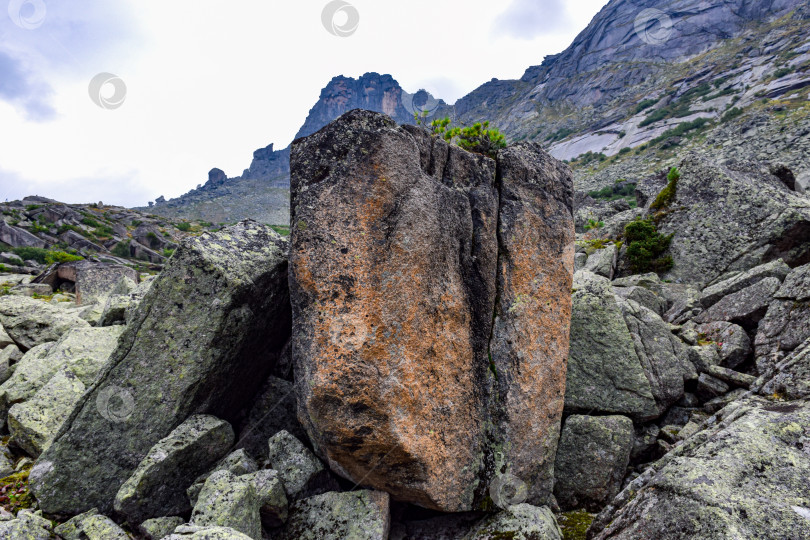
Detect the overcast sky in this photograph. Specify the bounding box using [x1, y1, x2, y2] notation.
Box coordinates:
[0, 0, 608, 207]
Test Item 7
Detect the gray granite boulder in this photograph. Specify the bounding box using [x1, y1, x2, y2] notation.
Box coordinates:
[190, 470, 261, 540]
[0, 296, 89, 351]
[114, 415, 235, 523]
[553, 415, 634, 511]
[30, 221, 292, 516]
[282, 490, 390, 540]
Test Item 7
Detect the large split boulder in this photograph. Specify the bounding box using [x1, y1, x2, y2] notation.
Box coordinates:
[33, 261, 138, 305]
[30, 221, 292, 516]
[289, 110, 574, 511]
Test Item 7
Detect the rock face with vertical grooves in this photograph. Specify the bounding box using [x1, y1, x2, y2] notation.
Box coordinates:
[289, 110, 574, 511]
[30, 221, 292, 516]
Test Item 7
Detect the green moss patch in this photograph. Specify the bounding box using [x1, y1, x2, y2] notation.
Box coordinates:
[558, 510, 595, 540]
[0, 465, 34, 514]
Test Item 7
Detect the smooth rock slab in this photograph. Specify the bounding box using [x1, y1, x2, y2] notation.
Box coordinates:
[695, 277, 781, 330]
[553, 415, 634, 511]
[282, 490, 390, 540]
[115, 415, 235, 523]
[30, 221, 292, 516]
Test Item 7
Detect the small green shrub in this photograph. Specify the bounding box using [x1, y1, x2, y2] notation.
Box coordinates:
[650, 118, 712, 146]
[624, 218, 674, 274]
[176, 222, 192, 232]
[81, 217, 101, 228]
[618, 147, 632, 155]
[112, 240, 131, 258]
[0, 264, 6, 273]
[722, 107, 743, 122]
[651, 167, 680, 210]
[44, 251, 83, 265]
[94, 225, 114, 238]
[635, 98, 659, 114]
[24, 204, 42, 211]
[457, 121, 507, 158]
[163, 248, 175, 258]
[584, 219, 604, 231]
[545, 127, 576, 143]
[11, 247, 49, 264]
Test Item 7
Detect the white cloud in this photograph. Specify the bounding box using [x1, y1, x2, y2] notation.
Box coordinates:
[493, 0, 573, 40]
[0, 0, 609, 207]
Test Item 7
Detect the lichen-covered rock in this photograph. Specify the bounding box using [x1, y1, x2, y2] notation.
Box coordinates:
[461, 503, 562, 540]
[267, 430, 332, 501]
[165, 525, 254, 539]
[8, 366, 86, 456]
[290, 110, 574, 511]
[0, 325, 122, 422]
[0, 324, 14, 348]
[35, 261, 138, 306]
[187, 449, 258, 506]
[190, 470, 261, 540]
[30, 221, 292, 516]
[612, 285, 666, 317]
[695, 321, 752, 369]
[583, 245, 617, 279]
[566, 271, 658, 420]
[754, 262, 810, 372]
[618, 298, 695, 413]
[488, 142, 576, 507]
[139, 516, 185, 540]
[589, 397, 810, 540]
[700, 259, 791, 309]
[694, 277, 781, 330]
[53, 508, 130, 540]
[654, 155, 810, 287]
[282, 490, 390, 540]
[754, 336, 810, 400]
[98, 294, 133, 327]
[0, 296, 89, 351]
[0, 510, 53, 540]
[243, 469, 288, 528]
[553, 415, 634, 512]
[114, 415, 235, 523]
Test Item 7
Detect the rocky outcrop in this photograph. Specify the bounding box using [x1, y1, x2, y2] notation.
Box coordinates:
[588, 397, 810, 540]
[30, 221, 292, 516]
[651, 156, 810, 287]
[290, 110, 574, 512]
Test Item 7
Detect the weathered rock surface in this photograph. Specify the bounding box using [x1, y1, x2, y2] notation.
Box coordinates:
[566, 271, 658, 420]
[139, 516, 185, 540]
[191, 470, 261, 540]
[187, 449, 259, 506]
[114, 415, 235, 523]
[244, 469, 288, 528]
[754, 262, 810, 372]
[754, 337, 810, 401]
[700, 259, 791, 308]
[282, 490, 390, 540]
[0, 325, 123, 423]
[0, 296, 89, 351]
[54, 508, 130, 539]
[267, 430, 332, 501]
[695, 321, 752, 369]
[0, 510, 53, 540]
[35, 261, 138, 305]
[554, 415, 634, 512]
[694, 277, 781, 330]
[653, 156, 810, 287]
[461, 504, 562, 540]
[290, 110, 574, 511]
[30, 221, 292, 515]
[589, 397, 810, 540]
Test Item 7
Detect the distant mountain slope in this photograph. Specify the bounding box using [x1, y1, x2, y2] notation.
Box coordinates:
[140, 0, 810, 223]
